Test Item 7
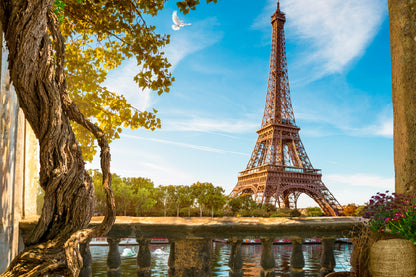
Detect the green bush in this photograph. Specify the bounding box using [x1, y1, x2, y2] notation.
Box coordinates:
[215, 209, 225, 217]
[252, 209, 266, 217]
[239, 209, 252, 217]
[262, 203, 277, 213]
[306, 207, 323, 217]
[290, 209, 302, 217]
[270, 213, 288, 217]
[223, 208, 234, 217]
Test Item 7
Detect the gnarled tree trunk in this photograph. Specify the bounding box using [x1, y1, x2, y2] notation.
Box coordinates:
[0, 0, 115, 276]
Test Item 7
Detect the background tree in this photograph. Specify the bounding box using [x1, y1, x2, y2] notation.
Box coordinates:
[126, 177, 155, 191]
[112, 175, 134, 216]
[154, 185, 170, 217]
[227, 197, 242, 214]
[239, 193, 258, 215]
[203, 186, 226, 217]
[166, 185, 180, 216]
[176, 185, 194, 217]
[90, 169, 106, 215]
[354, 205, 366, 216]
[191, 182, 210, 217]
[343, 204, 358, 216]
[0, 0, 217, 275]
[132, 188, 156, 216]
[124, 177, 156, 216]
[92, 171, 156, 216]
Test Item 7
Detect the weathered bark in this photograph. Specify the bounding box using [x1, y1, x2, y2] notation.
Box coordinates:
[0, 0, 115, 276]
[388, 0, 416, 195]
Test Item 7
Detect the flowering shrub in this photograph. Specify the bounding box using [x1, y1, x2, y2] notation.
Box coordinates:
[359, 191, 416, 244]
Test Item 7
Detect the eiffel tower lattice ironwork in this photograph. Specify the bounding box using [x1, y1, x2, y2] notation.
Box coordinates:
[230, 2, 344, 216]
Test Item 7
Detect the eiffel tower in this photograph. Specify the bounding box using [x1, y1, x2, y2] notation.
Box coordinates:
[230, 2, 344, 216]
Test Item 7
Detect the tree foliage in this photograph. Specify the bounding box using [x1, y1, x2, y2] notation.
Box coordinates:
[59, 0, 217, 161]
[90, 173, 229, 217]
[343, 204, 358, 216]
[0, 0, 218, 275]
[91, 170, 156, 216]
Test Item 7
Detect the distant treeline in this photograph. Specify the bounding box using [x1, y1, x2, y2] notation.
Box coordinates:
[89, 170, 362, 217]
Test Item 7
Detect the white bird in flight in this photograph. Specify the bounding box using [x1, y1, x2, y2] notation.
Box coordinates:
[172, 11, 191, 31]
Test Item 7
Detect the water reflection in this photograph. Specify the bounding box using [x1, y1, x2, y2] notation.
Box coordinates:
[91, 242, 352, 276]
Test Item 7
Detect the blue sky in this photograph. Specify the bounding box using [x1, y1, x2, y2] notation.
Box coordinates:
[91, 0, 393, 208]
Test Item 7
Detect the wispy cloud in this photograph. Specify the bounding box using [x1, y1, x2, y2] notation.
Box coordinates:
[121, 134, 250, 156]
[322, 173, 394, 206]
[296, 173, 393, 207]
[112, 160, 196, 186]
[297, 104, 393, 138]
[104, 61, 153, 112]
[165, 17, 223, 70]
[163, 115, 258, 135]
[324, 173, 393, 189]
[253, 0, 387, 81]
[347, 116, 393, 138]
[104, 17, 223, 112]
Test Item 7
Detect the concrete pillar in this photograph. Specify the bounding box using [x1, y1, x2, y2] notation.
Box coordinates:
[320, 238, 335, 276]
[388, 0, 416, 194]
[0, 23, 24, 273]
[22, 120, 39, 217]
[107, 238, 121, 277]
[79, 242, 92, 277]
[260, 238, 275, 277]
[228, 238, 243, 277]
[136, 239, 151, 277]
[168, 238, 212, 277]
[0, 19, 39, 273]
[290, 238, 305, 277]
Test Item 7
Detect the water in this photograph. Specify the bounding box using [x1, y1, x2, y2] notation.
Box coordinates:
[90, 242, 352, 276]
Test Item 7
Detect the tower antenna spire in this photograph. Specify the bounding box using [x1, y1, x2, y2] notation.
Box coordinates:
[277, 0, 280, 10]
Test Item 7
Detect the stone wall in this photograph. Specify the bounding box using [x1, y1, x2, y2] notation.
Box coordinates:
[0, 23, 39, 273]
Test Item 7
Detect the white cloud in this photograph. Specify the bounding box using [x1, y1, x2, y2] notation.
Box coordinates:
[253, 0, 387, 80]
[165, 17, 223, 70]
[121, 134, 250, 156]
[163, 116, 258, 134]
[324, 173, 393, 189]
[297, 105, 393, 138]
[104, 61, 152, 112]
[348, 117, 393, 138]
[341, 105, 393, 138]
[251, 0, 277, 30]
[113, 160, 196, 186]
[376, 119, 393, 137]
[295, 173, 394, 207]
[104, 17, 223, 112]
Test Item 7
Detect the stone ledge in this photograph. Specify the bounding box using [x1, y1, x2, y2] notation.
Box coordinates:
[19, 216, 364, 242]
